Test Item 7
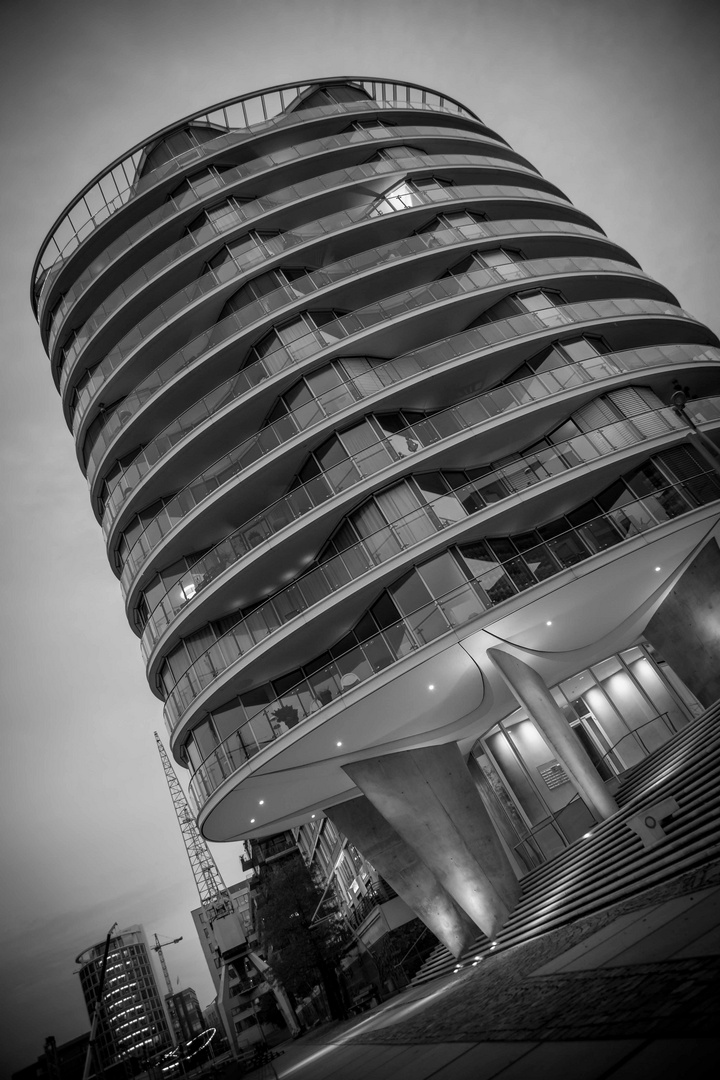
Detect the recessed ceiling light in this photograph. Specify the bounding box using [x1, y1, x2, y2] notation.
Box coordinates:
[250, 818, 255, 824]
[259, 800, 264, 805]
[428, 684, 435, 691]
[546, 620, 552, 626]
[311, 814, 316, 819]
[336, 741, 343, 747]
[655, 566, 661, 572]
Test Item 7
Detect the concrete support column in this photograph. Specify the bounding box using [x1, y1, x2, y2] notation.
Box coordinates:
[326, 795, 479, 957]
[488, 647, 618, 821]
[341, 744, 521, 941]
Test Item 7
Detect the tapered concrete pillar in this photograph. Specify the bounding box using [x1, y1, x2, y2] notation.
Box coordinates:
[326, 795, 478, 957]
[342, 744, 521, 940]
[488, 647, 618, 820]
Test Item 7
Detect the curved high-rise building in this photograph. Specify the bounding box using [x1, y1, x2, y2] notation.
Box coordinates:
[76, 926, 172, 1067]
[33, 78, 720, 955]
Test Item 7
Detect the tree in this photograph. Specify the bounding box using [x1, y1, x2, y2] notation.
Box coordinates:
[254, 856, 350, 1020]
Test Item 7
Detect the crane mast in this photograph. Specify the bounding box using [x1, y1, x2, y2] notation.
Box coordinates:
[154, 733, 233, 918]
[151, 933, 183, 1045]
[154, 733, 301, 1043]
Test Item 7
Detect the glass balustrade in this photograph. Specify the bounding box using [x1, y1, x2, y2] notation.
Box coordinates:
[48, 123, 518, 353]
[99, 296, 698, 535]
[63, 174, 556, 405]
[61, 156, 557, 400]
[70, 214, 601, 431]
[119, 344, 720, 597]
[35, 92, 483, 315]
[184, 472, 720, 808]
[35, 89, 483, 311]
[157, 402, 706, 725]
[85, 254, 654, 491]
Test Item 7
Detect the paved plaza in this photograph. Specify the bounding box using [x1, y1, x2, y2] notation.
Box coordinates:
[242, 857, 720, 1079]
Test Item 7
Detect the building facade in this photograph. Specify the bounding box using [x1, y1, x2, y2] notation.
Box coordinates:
[75, 926, 172, 1068]
[34, 78, 720, 958]
[170, 987, 205, 1042]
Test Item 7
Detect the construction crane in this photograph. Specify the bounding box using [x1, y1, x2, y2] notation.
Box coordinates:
[155, 733, 233, 920]
[151, 933, 183, 1045]
[154, 733, 301, 1044]
[151, 934, 183, 998]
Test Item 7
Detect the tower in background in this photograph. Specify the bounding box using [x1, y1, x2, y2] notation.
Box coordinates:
[75, 926, 171, 1069]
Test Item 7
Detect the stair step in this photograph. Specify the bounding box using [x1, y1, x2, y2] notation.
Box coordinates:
[408, 697, 720, 988]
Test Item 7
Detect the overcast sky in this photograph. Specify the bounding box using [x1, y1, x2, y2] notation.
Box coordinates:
[1, 0, 719, 1073]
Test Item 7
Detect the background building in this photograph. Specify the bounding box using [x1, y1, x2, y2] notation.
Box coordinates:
[33, 77, 720, 961]
[170, 987, 205, 1041]
[75, 926, 171, 1069]
[11, 1035, 90, 1080]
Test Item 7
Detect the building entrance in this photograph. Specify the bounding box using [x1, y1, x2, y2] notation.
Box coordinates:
[473, 642, 700, 872]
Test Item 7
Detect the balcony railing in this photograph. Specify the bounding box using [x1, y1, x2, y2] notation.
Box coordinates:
[135, 393, 686, 657]
[88, 263, 673, 505]
[167, 410, 717, 737]
[77, 178, 577, 471]
[98, 218, 611, 530]
[35, 79, 481, 310]
[184, 475, 720, 808]
[51, 124, 520, 358]
[69, 207, 590, 432]
[344, 882, 398, 931]
[119, 342, 720, 596]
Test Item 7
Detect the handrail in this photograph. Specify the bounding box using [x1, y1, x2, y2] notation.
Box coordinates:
[510, 792, 586, 856]
[595, 710, 679, 770]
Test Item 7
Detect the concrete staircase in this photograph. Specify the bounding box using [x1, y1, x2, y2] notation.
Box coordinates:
[411, 698, 720, 986]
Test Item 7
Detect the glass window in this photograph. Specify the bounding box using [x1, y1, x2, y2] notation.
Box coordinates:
[370, 592, 401, 630]
[560, 337, 605, 362]
[239, 686, 272, 719]
[391, 571, 433, 616]
[682, 473, 720, 506]
[546, 531, 588, 567]
[340, 422, 392, 475]
[522, 544, 560, 581]
[416, 552, 467, 598]
[575, 516, 622, 553]
[211, 700, 246, 739]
